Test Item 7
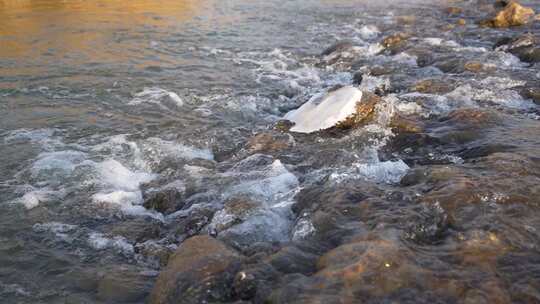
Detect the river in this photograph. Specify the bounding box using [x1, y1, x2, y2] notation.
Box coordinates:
[1, 0, 540, 303]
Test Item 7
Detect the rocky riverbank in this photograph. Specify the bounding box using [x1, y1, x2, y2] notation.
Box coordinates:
[140, 1, 540, 303]
[1, 0, 539, 303]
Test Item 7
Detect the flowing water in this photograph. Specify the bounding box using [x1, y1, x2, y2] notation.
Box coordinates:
[1, 0, 540, 303]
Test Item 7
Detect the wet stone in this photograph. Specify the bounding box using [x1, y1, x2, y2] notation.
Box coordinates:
[405, 202, 450, 245]
[412, 79, 454, 94]
[495, 34, 540, 63]
[381, 32, 410, 53]
[445, 7, 463, 15]
[352, 71, 363, 85]
[97, 267, 152, 303]
[150, 235, 243, 304]
[520, 87, 540, 104]
[464, 61, 484, 73]
[143, 189, 185, 215]
[109, 218, 163, 243]
[265, 246, 318, 275]
[321, 40, 354, 57]
[209, 196, 259, 234]
[480, 1, 535, 28]
[245, 132, 294, 155]
[273, 119, 295, 132]
[389, 113, 424, 133]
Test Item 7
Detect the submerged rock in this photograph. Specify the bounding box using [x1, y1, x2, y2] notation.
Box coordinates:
[97, 267, 153, 303]
[284, 86, 380, 133]
[143, 187, 185, 215]
[445, 7, 463, 15]
[380, 32, 410, 54]
[245, 132, 294, 154]
[412, 79, 455, 94]
[150, 235, 243, 304]
[480, 1, 535, 28]
[321, 40, 354, 56]
[520, 87, 540, 104]
[495, 34, 540, 63]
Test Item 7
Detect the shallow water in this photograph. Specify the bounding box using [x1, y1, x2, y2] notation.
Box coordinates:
[1, 0, 540, 303]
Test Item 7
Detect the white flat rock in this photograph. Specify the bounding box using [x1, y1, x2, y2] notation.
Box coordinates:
[284, 86, 363, 133]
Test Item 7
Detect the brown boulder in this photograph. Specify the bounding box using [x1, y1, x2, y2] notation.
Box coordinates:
[389, 114, 424, 133]
[480, 1, 535, 27]
[464, 61, 484, 72]
[445, 7, 463, 15]
[150, 235, 243, 304]
[413, 79, 454, 94]
[381, 32, 410, 49]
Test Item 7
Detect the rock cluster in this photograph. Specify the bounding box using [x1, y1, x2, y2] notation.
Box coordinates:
[480, 1, 535, 27]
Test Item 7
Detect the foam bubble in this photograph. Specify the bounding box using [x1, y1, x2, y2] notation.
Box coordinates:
[228, 160, 299, 203]
[129, 87, 184, 108]
[331, 159, 409, 184]
[87, 232, 134, 256]
[15, 189, 60, 210]
[357, 25, 380, 40]
[95, 159, 155, 192]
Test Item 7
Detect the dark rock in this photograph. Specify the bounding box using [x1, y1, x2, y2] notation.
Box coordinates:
[520, 87, 540, 104]
[233, 263, 281, 302]
[209, 196, 259, 234]
[265, 246, 318, 275]
[245, 132, 294, 154]
[233, 271, 257, 300]
[109, 218, 163, 243]
[274, 119, 295, 132]
[495, 34, 540, 63]
[150, 235, 243, 304]
[169, 205, 217, 240]
[404, 203, 450, 244]
[352, 72, 363, 85]
[434, 57, 465, 73]
[321, 40, 353, 56]
[457, 144, 515, 159]
[143, 189, 184, 215]
[97, 268, 152, 303]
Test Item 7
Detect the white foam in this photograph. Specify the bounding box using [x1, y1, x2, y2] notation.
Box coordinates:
[33, 222, 77, 234]
[331, 159, 409, 184]
[87, 232, 134, 256]
[3, 128, 63, 150]
[423, 38, 444, 46]
[393, 52, 418, 66]
[31, 150, 87, 179]
[129, 87, 184, 108]
[292, 217, 316, 241]
[95, 159, 155, 192]
[359, 75, 390, 93]
[355, 159, 409, 184]
[285, 86, 363, 133]
[142, 137, 214, 161]
[357, 25, 380, 39]
[229, 160, 299, 203]
[33, 222, 77, 241]
[15, 189, 60, 210]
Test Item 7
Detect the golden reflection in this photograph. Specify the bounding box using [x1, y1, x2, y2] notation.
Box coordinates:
[0, 0, 211, 60]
